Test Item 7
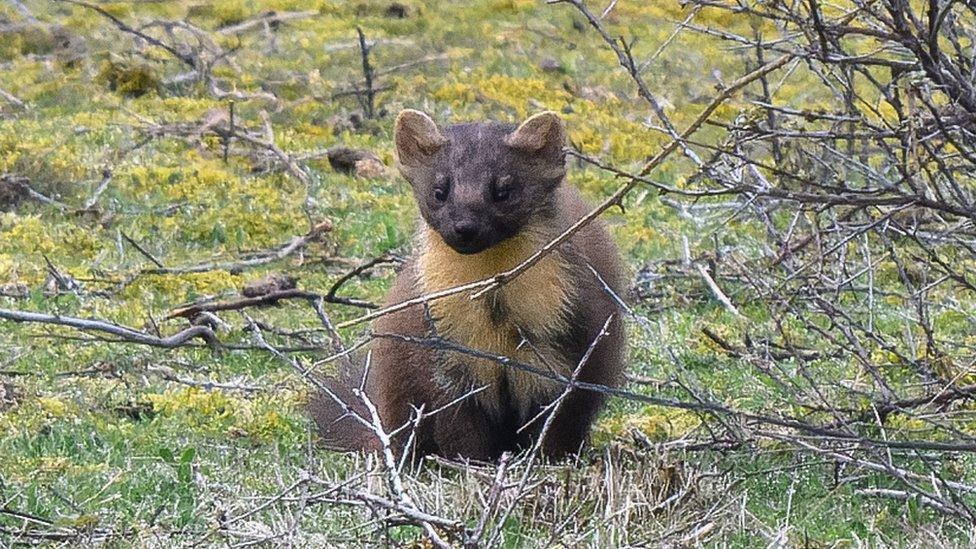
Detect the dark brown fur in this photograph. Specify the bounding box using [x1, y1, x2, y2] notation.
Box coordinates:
[310, 111, 626, 461]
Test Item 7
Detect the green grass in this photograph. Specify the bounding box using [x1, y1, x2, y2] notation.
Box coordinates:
[2, 0, 975, 546]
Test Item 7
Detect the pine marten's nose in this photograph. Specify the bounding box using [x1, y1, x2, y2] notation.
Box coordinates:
[453, 220, 479, 241]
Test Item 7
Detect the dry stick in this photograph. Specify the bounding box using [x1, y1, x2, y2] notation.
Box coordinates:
[164, 252, 384, 320]
[82, 169, 113, 212]
[165, 288, 375, 321]
[330, 84, 395, 101]
[0, 309, 220, 351]
[351, 492, 460, 531]
[251, 318, 470, 542]
[554, 0, 703, 166]
[335, 52, 791, 331]
[222, 100, 234, 163]
[518, 314, 616, 435]
[216, 10, 319, 35]
[566, 148, 738, 197]
[695, 263, 745, 319]
[310, 297, 351, 358]
[855, 488, 959, 516]
[248, 316, 373, 433]
[385, 385, 489, 442]
[120, 231, 165, 268]
[356, 369, 457, 549]
[0, 87, 26, 109]
[331, 53, 450, 99]
[148, 224, 329, 275]
[5, 177, 68, 211]
[147, 365, 262, 393]
[96, 226, 329, 297]
[644, 5, 703, 66]
[355, 27, 376, 119]
[761, 430, 976, 500]
[230, 118, 310, 184]
[372, 331, 976, 452]
[466, 452, 512, 548]
[487, 316, 614, 548]
[324, 253, 399, 305]
[57, 0, 196, 68]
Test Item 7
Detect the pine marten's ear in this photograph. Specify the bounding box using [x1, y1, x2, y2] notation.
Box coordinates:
[504, 111, 566, 154]
[394, 109, 447, 181]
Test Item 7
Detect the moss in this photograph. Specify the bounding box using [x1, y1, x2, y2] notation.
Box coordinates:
[593, 405, 701, 446]
[96, 59, 160, 97]
[186, 1, 252, 27]
[145, 387, 303, 441]
[0, 24, 80, 60]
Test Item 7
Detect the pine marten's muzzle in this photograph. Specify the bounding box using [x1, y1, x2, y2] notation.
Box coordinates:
[443, 219, 492, 254]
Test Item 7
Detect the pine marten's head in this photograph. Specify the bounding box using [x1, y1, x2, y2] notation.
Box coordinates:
[394, 110, 567, 255]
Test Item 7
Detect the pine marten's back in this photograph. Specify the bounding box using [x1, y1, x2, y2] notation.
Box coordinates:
[310, 110, 626, 461]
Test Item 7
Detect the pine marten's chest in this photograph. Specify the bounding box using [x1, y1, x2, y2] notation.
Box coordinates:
[417, 227, 576, 415]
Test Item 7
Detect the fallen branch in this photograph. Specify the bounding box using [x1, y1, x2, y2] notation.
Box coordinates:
[324, 253, 399, 304]
[82, 169, 113, 212]
[57, 0, 197, 68]
[695, 263, 745, 319]
[1, 175, 68, 211]
[104, 222, 334, 295]
[0, 309, 220, 352]
[165, 287, 376, 321]
[216, 10, 319, 35]
[0, 87, 26, 109]
[854, 488, 961, 517]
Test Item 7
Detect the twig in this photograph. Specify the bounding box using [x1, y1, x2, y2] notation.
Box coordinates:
[324, 253, 399, 305]
[0, 309, 220, 352]
[57, 0, 197, 68]
[466, 452, 512, 547]
[488, 316, 613, 546]
[216, 10, 319, 35]
[82, 169, 113, 211]
[357, 383, 457, 548]
[355, 27, 376, 119]
[165, 287, 376, 321]
[120, 231, 165, 268]
[695, 263, 745, 319]
[0, 87, 26, 109]
[3, 176, 68, 210]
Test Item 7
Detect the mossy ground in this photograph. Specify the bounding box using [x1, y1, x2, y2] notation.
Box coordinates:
[1, 1, 974, 546]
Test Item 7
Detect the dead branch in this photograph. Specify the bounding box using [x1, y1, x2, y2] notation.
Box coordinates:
[357, 382, 457, 548]
[355, 27, 376, 119]
[57, 0, 197, 68]
[695, 263, 744, 319]
[216, 10, 319, 35]
[0, 87, 26, 109]
[0, 308, 220, 352]
[165, 287, 376, 321]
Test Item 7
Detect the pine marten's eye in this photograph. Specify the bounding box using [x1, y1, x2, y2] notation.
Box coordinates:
[492, 176, 513, 202]
[433, 179, 450, 202]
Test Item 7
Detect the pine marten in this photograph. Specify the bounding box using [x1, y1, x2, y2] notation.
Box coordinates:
[309, 110, 625, 461]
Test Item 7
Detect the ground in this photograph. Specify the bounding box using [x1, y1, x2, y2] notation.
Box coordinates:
[1, 0, 975, 546]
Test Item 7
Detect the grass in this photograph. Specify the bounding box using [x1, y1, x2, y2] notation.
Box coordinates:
[1, 0, 975, 546]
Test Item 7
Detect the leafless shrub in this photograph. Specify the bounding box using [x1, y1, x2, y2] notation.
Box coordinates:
[551, 0, 976, 531]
